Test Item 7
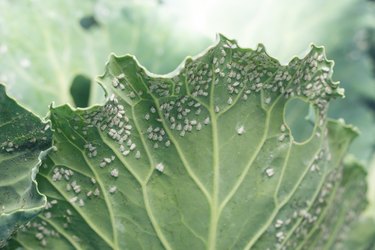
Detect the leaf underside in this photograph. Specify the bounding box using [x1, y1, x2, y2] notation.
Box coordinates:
[0, 84, 51, 247]
[5, 36, 366, 250]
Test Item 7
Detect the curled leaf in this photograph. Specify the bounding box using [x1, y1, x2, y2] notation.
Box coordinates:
[0, 84, 51, 247]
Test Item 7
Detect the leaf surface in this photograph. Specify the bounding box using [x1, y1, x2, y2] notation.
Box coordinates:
[283, 149, 368, 249]
[0, 84, 51, 247]
[6, 37, 365, 249]
[341, 217, 375, 250]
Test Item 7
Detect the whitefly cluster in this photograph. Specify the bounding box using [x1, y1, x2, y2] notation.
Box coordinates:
[37, 36, 343, 247]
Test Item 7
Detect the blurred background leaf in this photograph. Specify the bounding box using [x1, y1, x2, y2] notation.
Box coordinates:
[0, 0, 210, 115]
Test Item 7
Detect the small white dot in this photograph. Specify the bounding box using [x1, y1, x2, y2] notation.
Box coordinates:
[109, 186, 117, 194]
[111, 168, 119, 177]
[237, 126, 245, 135]
[156, 163, 164, 172]
[135, 151, 141, 159]
[265, 168, 274, 177]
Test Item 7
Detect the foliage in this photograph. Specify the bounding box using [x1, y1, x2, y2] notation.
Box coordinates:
[0, 0, 373, 248]
[0, 36, 368, 249]
[0, 85, 51, 247]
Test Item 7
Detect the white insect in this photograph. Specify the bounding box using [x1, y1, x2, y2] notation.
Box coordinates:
[111, 169, 119, 178]
[227, 97, 233, 105]
[280, 124, 286, 132]
[275, 219, 284, 228]
[265, 168, 274, 177]
[156, 163, 165, 172]
[237, 126, 245, 135]
[278, 134, 286, 142]
[109, 186, 117, 194]
[264, 97, 271, 104]
[196, 123, 202, 131]
[204, 117, 210, 125]
[135, 151, 141, 159]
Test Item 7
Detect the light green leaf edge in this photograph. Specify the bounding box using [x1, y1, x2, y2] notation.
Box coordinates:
[0, 84, 51, 247]
[336, 156, 372, 250]
[341, 217, 375, 250]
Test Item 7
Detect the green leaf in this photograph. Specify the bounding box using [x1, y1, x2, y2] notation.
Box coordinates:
[342, 217, 375, 250]
[8, 36, 362, 249]
[0, 84, 51, 247]
[288, 154, 368, 250]
[168, 0, 375, 164]
[0, 0, 210, 115]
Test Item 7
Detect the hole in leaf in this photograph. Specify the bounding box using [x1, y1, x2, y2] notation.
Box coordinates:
[79, 15, 99, 30]
[70, 75, 91, 108]
[284, 98, 316, 143]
